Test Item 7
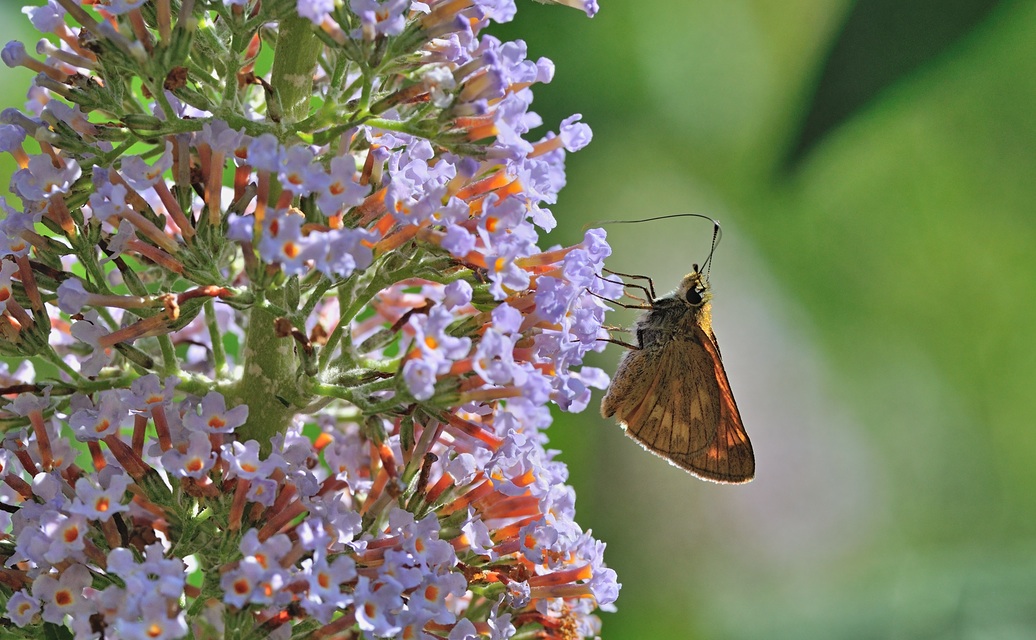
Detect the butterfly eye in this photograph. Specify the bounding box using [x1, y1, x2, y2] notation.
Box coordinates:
[685, 287, 703, 305]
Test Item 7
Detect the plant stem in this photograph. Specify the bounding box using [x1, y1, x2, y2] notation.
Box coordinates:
[204, 298, 228, 379]
[270, 13, 323, 124]
[227, 289, 305, 454]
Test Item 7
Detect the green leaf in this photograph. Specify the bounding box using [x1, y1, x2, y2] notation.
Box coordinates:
[42, 622, 73, 640]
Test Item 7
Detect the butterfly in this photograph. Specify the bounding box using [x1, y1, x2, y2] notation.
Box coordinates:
[600, 263, 754, 484]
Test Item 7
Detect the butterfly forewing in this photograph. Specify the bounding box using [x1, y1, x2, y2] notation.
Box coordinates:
[678, 325, 754, 483]
[631, 336, 717, 455]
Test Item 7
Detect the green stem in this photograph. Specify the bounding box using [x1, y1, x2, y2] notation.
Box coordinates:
[354, 376, 398, 396]
[79, 246, 114, 296]
[318, 257, 447, 370]
[43, 349, 87, 384]
[270, 13, 324, 124]
[72, 374, 138, 393]
[204, 298, 228, 379]
[175, 372, 219, 397]
[149, 79, 177, 121]
[299, 276, 333, 320]
[318, 283, 368, 371]
[309, 381, 360, 404]
[157, 334, 178, 375]
[356, 356, 402, 374]
[226, 290, 306, 455]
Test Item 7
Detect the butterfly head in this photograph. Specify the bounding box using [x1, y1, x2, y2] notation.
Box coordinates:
[677, 266, 711, 308]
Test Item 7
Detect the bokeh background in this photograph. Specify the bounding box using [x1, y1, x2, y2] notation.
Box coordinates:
[4, 1, 1036, 638]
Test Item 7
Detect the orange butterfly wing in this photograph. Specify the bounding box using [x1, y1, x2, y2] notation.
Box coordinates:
[679, 326, 754, 483]
[602, 325, 754, 483]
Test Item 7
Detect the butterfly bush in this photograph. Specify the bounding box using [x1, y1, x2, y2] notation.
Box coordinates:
[0, 0, 622, 637]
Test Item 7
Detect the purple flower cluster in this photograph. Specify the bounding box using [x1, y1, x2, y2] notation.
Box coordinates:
[0, 0, 619, 638]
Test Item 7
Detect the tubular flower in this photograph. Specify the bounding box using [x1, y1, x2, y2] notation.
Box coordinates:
[0, 1, 619, 638]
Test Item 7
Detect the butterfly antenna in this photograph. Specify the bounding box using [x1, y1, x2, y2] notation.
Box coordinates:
[701, 220, 722, 280]
[586, 213, 722, 279]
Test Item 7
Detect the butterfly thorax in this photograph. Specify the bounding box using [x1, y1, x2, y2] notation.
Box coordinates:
[636, 272, 713, 349]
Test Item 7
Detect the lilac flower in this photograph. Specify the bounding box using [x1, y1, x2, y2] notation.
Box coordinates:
[0, 1, 620, 637]
[0, 259, 19, 315]
[279, 145, 326, 197]
[160, 431, 217, 479]
[474, 0, 518, 23]
[86, 180, 133, 226]
[31, 563, 94, 624]
[69, 472, 133, 521]
[40, 512, 89, 564]
[473, 327, 521, 385]
[184, 391, 249, 434]
[311, 226, 376, 278]
[246, 477, 279, 506]
[350, 0, 410, 38]
[68, 390, 127, 440]
[258, 209, 316, 275]
[5, 590, 40, 627]
[559, 113, 593, 151]
[0, 41, 29, 70]
[4, 383, 50, 418]
[409, 305, 472, 368]
[403, 357, 438, 400]
[226, 212, 254, 241]
[55, 277, 90, 314]
[552, 364, 610, 412]
[241, 528, 292, 570]
[316, 154, 370, 215]
[487, 607, 517, 640]
[107, 544, 187, 603]
[442, 279, 473, 310]
[410, 572, 468, 623]
[0, 359, 33, 386]
[353, 575, 405, 637]
[221, 439, 276, 479]
[114, 595, 189, 640]
[442, 224, 477, 257]
[199, 120, 246, 156]
[221, 562, 268, 608]
[123, 374, 178, 414]
[449, 618, 480, 640]
[100, 0, 149, 16]
[298, 0, 336, 24]
[22, 2, 65, 33]
[45, 102, 101, 140]
[0, 123, 26, 154]
[299, 553, 356, 622]
[9, 153, 80, 203]
[534, 0, 599, 16]
[0, 211, 34, 258]
[120, 142, 174, 189]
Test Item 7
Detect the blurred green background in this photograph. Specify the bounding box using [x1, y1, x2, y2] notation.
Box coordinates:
[4, 1, 1036, 637]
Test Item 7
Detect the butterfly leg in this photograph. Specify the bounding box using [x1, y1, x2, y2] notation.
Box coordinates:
[597, 337, 640, 350]
[596, 274, 651, 304]
[603, 268, 657, 300]
[590, 326, 639, 350]
[573, 326, 639, 350]
[585, 289, 652, 310]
